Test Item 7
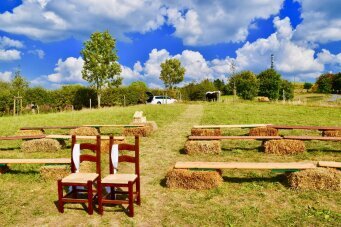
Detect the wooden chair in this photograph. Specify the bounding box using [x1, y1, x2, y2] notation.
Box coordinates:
[57, 135, 101, 215]
[98, 135, 141, 217]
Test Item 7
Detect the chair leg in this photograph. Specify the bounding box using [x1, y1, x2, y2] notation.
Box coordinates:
[87, 181, 93, 215]
[98, 181, 103, 215]
[136, 179, 141, 205]
[57, 180, 64, 213]
[110, 187, 116, 200]
[128, 182, 134, 217]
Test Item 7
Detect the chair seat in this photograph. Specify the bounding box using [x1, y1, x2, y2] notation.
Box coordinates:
[102, 174, 137, 184]
[62, 173, 99, 184]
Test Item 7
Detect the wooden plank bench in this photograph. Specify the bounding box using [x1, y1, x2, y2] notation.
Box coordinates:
[318, 161, 341, 168]
[193, 124, 272, 129]
[188, 136, 282, 140]
[268, 125, 341, 131]
[0, 158, 70, 164]
[283, 136, 341, 141]
[174, 161, 317, 170]
[83, 124, 144, 128]
[20, 126, 80, 132]
[0, 135, 45, 140]
[45, 135, 125, 141]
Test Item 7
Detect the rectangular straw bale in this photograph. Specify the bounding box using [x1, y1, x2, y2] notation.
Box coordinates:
[287, 168, 341, 190]
[191, 128, 221, 136]
[123, 126, 152, 137]
[100, 139, 126, 153]
[15, 130, 44, 136]
[249, 127, 278, 136]
[264, 139, 305, 155]
[184, 140, 221, 155]
[322, 130, 341, 137]
[21, 138, 61, 153]
[69, 127, 99, 136]
[40, 165, 70, 180]
[166, 168, 223, 190]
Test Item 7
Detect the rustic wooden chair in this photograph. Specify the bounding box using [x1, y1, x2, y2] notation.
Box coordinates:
[98, 135, 141, 217]
[57, 135, 101, 215]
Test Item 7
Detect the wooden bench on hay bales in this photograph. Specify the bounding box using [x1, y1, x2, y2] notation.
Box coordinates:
[268, 125, 341, 137]
[166, 161, 341, 190]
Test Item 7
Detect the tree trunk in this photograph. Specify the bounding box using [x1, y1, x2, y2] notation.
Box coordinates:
[97, 93, 101, 108]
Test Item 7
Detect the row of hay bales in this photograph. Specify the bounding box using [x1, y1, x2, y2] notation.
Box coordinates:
[165, 167, 341, 191]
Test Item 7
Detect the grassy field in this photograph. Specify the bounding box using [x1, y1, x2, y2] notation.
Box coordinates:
[0, 102, 340, 226]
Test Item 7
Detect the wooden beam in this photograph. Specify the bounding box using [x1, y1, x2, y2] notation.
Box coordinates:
[83, 124, 144, 128]
[193, 124, 272, 129]
[174, 162, 317, 170]
[269, 125, 341, 131]
[0, 135, 45, 140]
[45, 135, 125, 140]
[283, 136, 341, 141]
[20, 126, 79, 130]
[0, 158, 70, 164]
[318, 161, 341, 168]
[188, 136, 282, 140]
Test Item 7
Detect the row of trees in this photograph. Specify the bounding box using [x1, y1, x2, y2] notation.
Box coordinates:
[314, 73, 341, 94]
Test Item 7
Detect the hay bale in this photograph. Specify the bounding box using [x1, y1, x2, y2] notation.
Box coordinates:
[323, 130, 341, 137]
[123, 126, 152, 137]
[258, 96, 270, 102]
[184, 140, 221, 155]
[40, 165, 70, 180]
[80, 162, 95, 173]
[264, 139, 305, 155]
[21, 139, 61, 153]
[249, 127, 278, 136]
[287, 168, 341, 190]
[166, 169, 223, 190]
[15, 130, 44, 136]
[69, 127, 99, 136]
[100, 139, 126, 153]
[146, 121, 158, 131]
[191, 128, 221, 136]
[0, 164, 9, 174]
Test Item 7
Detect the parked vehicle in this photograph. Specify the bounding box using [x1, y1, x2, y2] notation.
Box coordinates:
[146, 92, 177, 104]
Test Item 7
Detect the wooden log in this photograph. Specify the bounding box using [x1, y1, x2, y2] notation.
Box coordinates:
[174, 162, 317, 170]
[188, 136, 282, 140]
[83, 124, 144, 128]
[283, 136, 341, 141]
[20, 126, 79, 130]
[0, 135, 45, 140]
[0, 158, 70, 164]
[318, 161, 341, 168]
[45, 135, 125, 140]
[193, 124, 272, 129]
[269, 125, 341, 131]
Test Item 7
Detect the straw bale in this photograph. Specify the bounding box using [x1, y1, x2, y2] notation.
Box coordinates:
[264, 139, 305, 155]
[249, 127, 278, 136]
[100, 139, 126, 153]
[21, 139, 61, 153]
[69, 127, 99, 136]
[80, 161, 95, 173]
[40, 165, 70, 180]
[146, 121, 158, 131]
[184, 140, 221, 155]
[166, 169, 223, 190]
[287, 168, 341, 190]
[323, 130, 341, 137]
[123, 126, 152, 137]
[0, 165, 9, 174]
[191, 128, 221, 136]
[15, 130, 44, 136]
[258, 96, 270, 102]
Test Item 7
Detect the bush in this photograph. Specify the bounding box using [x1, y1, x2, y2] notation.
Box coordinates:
[229, 71, 259, 100]
[279, 80, 294, 100]
[257, 69, 281, 100]
[332, 72, 341, 93]
[316, 73, 334, 93]
[181, 79, 216, 101]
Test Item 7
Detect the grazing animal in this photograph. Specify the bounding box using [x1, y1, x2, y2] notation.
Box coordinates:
[206, 91, 220, 102]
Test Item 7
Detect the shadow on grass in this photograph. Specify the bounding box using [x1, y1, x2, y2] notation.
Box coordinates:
[223, 174, 290, 187]
[179, 148, 187, 155]
[306, 149, 340, 153]
[6, 169, 38, 175]
[160, 177, 168, 187]
[0, 147, 20, 151]
[221, 146, 264, 152]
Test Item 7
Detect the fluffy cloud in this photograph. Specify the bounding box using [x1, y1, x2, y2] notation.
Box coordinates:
[0, 36, 22, 61]
[0, 71, 12, 82]
[0, 36, 24, 48]
[0, 49, 21, 61]
[0, 0, 283, 45]
[28, 49, 45, 59]
[294, 0, 341, 44]
[47, 56, 84, 83]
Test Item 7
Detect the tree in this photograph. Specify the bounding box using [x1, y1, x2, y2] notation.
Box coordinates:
[279, 80, 294, 100]
[257, 69, 281, 100]
[332, 72, 341, 93]
[303, 82, 313, 92]
[81, 31, 122, 108]
[160, 58, 185, 89]
[229, 71, 259, 100]
[315, 73, 334, 93]
[11, 70, 29, 96]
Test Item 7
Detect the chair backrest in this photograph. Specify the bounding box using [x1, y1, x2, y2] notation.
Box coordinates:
[109, 135, 139, 176]
[71, 135, 101, 177]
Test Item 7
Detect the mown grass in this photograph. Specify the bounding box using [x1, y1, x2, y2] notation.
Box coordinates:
[0, 101, 340, 226]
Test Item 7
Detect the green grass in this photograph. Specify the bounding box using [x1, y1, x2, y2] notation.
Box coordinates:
[0, 102, 340, 226]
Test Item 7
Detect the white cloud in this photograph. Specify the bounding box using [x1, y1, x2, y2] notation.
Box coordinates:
[0, 36, 24, 48]
[0, 49, 21, 61]
[28, 49, 45, 59]
[0, 71, 12, 82]
[47, 56, 85, 83]
[294, 0, 341, 44]
[317, 49, 341, 67]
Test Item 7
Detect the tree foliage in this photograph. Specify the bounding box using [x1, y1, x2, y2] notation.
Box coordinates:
[11, 70, 29, 96]
[81, 31, 122, 107]
[257, 69, 281, 100]
[316, 73, 334, 93]
[279, 80, 294, 100]
[160, 58, 185, 89]
[229, 71, 259, 100]
[303, 82, 313, 91]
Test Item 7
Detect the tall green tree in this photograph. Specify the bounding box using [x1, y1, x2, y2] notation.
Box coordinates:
[315, 73, 334, 93]
[81, 31, 122, 107]
[229, 71, 259, 100]
[160, 58, 185, 89]
[257, 69, 281, 100]
[11, 70, 29, 97]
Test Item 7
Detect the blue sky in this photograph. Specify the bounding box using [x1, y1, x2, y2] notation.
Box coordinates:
[0, 0, 340, 88]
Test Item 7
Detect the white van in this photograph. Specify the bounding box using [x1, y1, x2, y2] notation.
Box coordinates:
[146, 92, 177, 104]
